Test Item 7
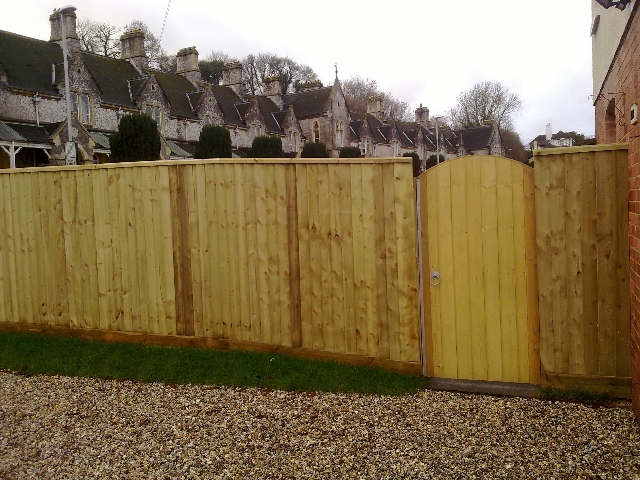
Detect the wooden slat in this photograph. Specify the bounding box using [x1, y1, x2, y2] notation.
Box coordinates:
[265, 164, 282, 345]
[225, 163, 241, 341]
[350, 164, 368, 356]
[235, 163, 251, 342]
[254, 164, 271, 344]
[361, 164, 379, 358]
[0, 175, 11, 322]
[296, 164, 311, 348]
[450, 159, 472, 379]
[465, 158, 488, 380]
[480, 158, 502, 381]
[418, 174, 434, 377]
[317, 164, 333, 351]
[328, 164, 345, 353]
[204, 165, 222, 338]
[339, 165, 356, 355]
[286, 165, 302, 348]
[275, 165, 291, 346]
[374, 164, 391, 360]
[426, 166, 442, 376]
[194, 163, 208, 337]
[158, 166, 176, 335]
[596, 150, 617, 376]
[524, 167, 540, 384]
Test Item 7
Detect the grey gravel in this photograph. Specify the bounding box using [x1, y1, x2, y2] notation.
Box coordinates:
[1, 371, 639, 479]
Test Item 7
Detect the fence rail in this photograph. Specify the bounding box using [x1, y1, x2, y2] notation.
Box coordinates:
[0, 158, 421, 371]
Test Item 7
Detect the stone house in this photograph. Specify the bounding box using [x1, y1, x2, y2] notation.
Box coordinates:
[591, 0, 640, 419]
[0, 8, 504, 168]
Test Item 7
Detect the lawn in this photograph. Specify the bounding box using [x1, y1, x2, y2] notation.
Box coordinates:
[0, 331, 427, 396]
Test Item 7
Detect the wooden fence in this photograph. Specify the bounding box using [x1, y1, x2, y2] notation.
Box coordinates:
[0, 158, 421, 372]
[534, 144, 630, 396]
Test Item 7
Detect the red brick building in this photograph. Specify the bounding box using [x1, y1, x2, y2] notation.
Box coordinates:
[592, 0, 640, 418]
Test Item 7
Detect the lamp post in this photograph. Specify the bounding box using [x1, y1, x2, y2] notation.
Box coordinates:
[59, 5, 77, 165]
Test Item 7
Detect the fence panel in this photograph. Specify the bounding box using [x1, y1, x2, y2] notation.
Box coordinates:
[0, 158, 421, 371]
[534, 144, 630, 395]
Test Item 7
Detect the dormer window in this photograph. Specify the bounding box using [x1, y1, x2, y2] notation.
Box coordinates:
[70, 92, 90, 124]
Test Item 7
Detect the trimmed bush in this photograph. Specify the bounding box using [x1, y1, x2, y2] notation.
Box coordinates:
[109, 113, 161, 162]
[403, 152, 421, 177]
[251, 136, 284, 158]
[339, 146, 361, 158]
[194, 125, 232, 159]
[301, 142, 329, 158]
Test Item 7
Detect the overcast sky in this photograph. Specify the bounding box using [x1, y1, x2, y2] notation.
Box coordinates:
[1, 0, 595, 143]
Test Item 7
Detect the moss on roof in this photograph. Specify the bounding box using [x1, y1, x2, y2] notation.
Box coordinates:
[457, 125, 494, 151]
[283, 87, 331, 118]
[152, 72, 199, 119]
[210, 85, 244, 126]
[0, 30, 63, 96]
[80, 52, 141, 107]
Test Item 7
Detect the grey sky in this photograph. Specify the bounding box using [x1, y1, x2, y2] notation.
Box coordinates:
[2, 0, 595, 143]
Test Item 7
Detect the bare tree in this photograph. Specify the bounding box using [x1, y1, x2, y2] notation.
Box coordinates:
[77, 19, 120, 57]
[241, 53, 318, 95]
[341, 75, 412, 122]
[448, 81, 522, 131]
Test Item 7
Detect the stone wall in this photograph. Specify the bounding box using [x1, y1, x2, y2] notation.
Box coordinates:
[594, 4, 640, 421]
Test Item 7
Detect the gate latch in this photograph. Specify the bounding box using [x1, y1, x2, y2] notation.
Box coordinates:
[430, 271, 441, 286]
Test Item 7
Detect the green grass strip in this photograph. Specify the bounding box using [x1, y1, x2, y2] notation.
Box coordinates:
[0, 331, 426, 396]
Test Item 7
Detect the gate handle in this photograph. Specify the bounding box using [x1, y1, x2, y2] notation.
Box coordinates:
[430, 271, 441, 286]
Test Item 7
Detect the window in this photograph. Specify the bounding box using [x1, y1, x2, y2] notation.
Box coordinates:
[393, 140, 400, 157]
[290, 130, 299, 152]
[204, 115, 219, 126]
[145, 105, 162, 130]
[313, 121, 320, 143]
[336, 121, 343, 148]
[362, 137, 371, 156]
[70, 92, 90, 124]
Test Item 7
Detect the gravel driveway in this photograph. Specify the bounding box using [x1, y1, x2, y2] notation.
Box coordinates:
[1, 371, 639, 479]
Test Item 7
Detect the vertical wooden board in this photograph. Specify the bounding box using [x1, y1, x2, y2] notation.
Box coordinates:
[375, 164, 391, 360]
[243, 164, 261, 342]
[49, 172, 68, 326]
[426, 168, 442, 376]
[350, 164, 368, 356]
[307, 163, 324, 350]
[203, 165, 222, 338]
[465, 158, 488, 380]
[581, 153, 599, 375]
[199, 164, 213, 337]
[394, 163, 420, 363]
[108, 168, 125, 332]
[296, 165, 312, 348]
[141, 167, 160, 334]
[510, 162, 530, 383]
[339, 165, 356, 355]
[450, 159, 473, 379]
[224, 164, 242, 340]
[0, 175, 10, 322]
[564, 154, 585, 375]
[480, 158, 502, 381]
[125, 167, 142, 332]
[535, 156, 555, 374]
[614, 149, 631, 377]
[496, 158, 518, 383]
[133, 167, 150, 332]
[60, 171, 80, 328]
[184, 165, 201, 336]
[275, 165, 292, 347]
[82, 170, 99, 329]
[362, 164, 380, 358]
[265, 164, 282, 345]
[549, 155, 568, 374]
[286, 164, 302, 348]
[254, 164, 271, 344]
[119, 168, 134, 332]
[20, 173, 37, 324]
[235, 163, 252, 342]
[157, 167, 174, 335]
[192, 164, 208, 337]
[317, 164, 333, 351]
[92, 169, 111, 330]
[436, 162, 458, 379]
[34, 172, 51, 325]
[3, 175, 19, 323]
[595, 151, 617, 376]
[329, 164, 346, 353]
[523, 167, 540, 384]
[418, 174, 434, 376]
[214, 164, 232, 339]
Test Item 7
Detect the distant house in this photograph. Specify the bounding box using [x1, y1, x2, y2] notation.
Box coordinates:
[0, 7, 504, 169]
[530, 125, 575, 150]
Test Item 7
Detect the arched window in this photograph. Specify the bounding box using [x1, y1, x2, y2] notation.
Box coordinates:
[313, 121, 320, 143]
[336, 121, 343, 148]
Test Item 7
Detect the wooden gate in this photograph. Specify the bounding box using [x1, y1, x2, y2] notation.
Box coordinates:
[417, 156, 539, 384]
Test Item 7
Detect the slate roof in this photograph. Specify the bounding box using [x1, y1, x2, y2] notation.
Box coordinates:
[210, 86, 244, 126]
[81, 52, 141, 107]
[0, 30, 63, 96]
[0, 121, 57, 143]
[89, 131, 110, 150]
[457, 125, 494, 152]
[187, 91, 204, 111]
[255, 96, 282, 134]
[283, 87, 331, 118]
[154, 72, 199, 119]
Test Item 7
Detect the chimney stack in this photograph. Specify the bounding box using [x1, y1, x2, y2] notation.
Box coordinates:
[120, 29, 148, 73]
[176, 47, 201, 86]
[263, 75, 283, 109]
[222, 61, 243, 95]
[367, 95, 383, 120]
[49, 9, 81, 52]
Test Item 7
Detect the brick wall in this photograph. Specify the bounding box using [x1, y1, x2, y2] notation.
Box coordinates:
[595, 4, 640, 420]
